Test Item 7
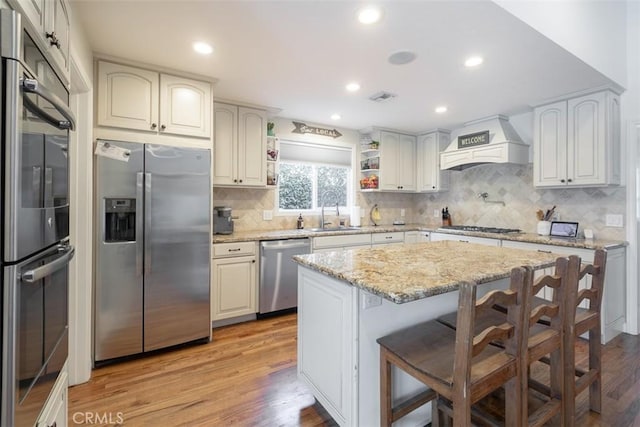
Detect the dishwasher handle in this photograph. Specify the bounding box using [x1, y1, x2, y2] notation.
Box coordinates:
[260, 240, 310, 251]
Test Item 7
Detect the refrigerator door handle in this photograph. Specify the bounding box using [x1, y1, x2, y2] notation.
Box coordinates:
[21, 245, 75, 283]
[136, 172, 144, 277]
[44, 167, 53, 207]
[32, 166, 42, 206]
[144, 172, 152, 276]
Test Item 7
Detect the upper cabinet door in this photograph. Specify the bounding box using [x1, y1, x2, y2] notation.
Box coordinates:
[97, 61, 159, 132]
[237, 107, 267, 187]
[10, 0, 46, 34]
[568, 92, 606, 186]
[417, 131, 449, 192]
[397, 134, 416, 191]
[46, 0, 70, 78]
[379, 131, 400, 191]
[160, 74, 211, 138]
[213, 103, 238, 186]
[8, 0, 70, 83]
[533, 101, 567, 187]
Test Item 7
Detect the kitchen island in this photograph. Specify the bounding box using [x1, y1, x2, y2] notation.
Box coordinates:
[293, 241, 559, 427]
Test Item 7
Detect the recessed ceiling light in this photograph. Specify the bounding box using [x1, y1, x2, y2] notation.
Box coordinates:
[388, 50, 416, 65]
[435, 106, 448, 113]
[464, 56, 483, 67]
[357, 6, 382, 25]
[193, 42, 213, 55]
[331, 113, 341, 120]
[346, 82, 361, 92]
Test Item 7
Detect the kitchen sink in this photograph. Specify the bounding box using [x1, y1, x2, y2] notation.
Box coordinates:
[309, 227, 361, 232]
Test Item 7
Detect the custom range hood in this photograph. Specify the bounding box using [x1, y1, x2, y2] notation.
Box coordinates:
[440, 115, 529, 171]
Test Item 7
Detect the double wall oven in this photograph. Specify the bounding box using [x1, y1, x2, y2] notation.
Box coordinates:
[1, 10, 76, 426]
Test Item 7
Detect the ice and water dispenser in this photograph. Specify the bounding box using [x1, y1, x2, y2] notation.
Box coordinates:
[104, 198, 136, 242]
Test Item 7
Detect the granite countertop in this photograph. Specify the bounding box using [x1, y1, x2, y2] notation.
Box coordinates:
[293, 240, 560, 304]
[212, 224, 626, 250]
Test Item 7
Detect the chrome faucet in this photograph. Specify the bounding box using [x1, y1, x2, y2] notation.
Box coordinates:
[320, 189, 340, 229]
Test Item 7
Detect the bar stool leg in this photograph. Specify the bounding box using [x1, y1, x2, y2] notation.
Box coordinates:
[589, 327, 602, 413]
[380, 348, 392, 427]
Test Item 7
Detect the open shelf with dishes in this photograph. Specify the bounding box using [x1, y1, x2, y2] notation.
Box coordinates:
[359, 136, 380, 191]
[266, 134, 279, 186]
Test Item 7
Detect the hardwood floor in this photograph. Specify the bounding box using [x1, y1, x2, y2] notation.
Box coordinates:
[70, 313, 640, 426]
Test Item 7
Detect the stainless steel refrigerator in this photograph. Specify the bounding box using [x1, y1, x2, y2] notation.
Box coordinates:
[94, 140, 211, 362]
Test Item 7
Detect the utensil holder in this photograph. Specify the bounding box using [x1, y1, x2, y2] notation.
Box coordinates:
[537, 221, 551, 236]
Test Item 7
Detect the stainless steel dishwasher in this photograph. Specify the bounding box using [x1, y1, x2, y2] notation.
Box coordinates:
[259, 238, 311, 314]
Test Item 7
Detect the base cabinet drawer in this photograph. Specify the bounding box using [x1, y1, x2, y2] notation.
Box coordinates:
[429, 232, 499, 246]
[213, 241, 256, 257]
[371, 232, 404, 245]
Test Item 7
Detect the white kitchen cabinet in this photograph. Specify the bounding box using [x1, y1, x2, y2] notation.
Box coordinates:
[500, 240, 625, 343]
[378, 131, 416, 192]
[9, 0, 71, 84]
[405, 231, 431, 243]
[429, 232, 500, 246]
[533, 90, 621, 188]
[371, 232, 404, 246]
[159, 74, 212, 138]
[417, 130, 450, 192]
[213, 103, 267, 187]
[97, 60, 212, 138]
[211, 242, 257, 321]
[36, 363, 68, 427]
[313, 233, 371, 253]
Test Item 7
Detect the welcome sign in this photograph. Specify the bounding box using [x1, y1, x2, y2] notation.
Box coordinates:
[458, 130, 490, 149]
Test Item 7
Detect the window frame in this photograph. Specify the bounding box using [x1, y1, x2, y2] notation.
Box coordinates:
[275, 141, 355, 216]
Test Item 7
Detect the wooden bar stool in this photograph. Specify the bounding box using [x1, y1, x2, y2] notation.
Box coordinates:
[526, 250, 606, 423]
[436, 256, 582, 427]
[376, 266, 533, 427]
[561, 249, 607, 424]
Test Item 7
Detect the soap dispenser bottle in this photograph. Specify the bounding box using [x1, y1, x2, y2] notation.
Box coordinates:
[297, 213, 304, 229]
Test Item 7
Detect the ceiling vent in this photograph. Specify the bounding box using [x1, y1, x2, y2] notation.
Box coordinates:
[369, 91, 397, 102]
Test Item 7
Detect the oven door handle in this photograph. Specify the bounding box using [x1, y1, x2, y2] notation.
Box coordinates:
[21, 78, 76, 130]
[21, 245, 75, 283]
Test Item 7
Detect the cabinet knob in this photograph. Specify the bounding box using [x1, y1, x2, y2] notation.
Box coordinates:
[432, 186, 436, 189]
[151, 123, 157, 130]
[160, 124, 166, 131]
[239, 179, 243, 183]
[233, 179, 238, 183]
[560, 179, 566, 183]
[45, 32, 60, 49]
[567, 178, 573, 183]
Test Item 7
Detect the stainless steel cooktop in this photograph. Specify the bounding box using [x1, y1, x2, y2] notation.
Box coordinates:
[438, 225, 522, 234]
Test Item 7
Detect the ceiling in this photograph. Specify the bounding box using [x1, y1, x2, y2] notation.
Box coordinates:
[71, 0, 615, 134]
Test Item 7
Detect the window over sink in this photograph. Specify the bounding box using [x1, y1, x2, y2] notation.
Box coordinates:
[276, 140, 353, 214]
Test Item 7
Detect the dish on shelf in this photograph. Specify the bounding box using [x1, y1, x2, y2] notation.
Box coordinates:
[360, 175, 378, 189]
[267, 148, 278, 161]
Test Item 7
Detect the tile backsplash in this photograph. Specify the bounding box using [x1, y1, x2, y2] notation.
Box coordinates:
[415, 163, 626, 241]
[214, 163, 626, 241]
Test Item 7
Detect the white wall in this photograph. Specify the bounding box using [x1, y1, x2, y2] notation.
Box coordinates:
[495, 0, 628, 87]
[68, 4, 95, 386]
[625, 0, 640, 333]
